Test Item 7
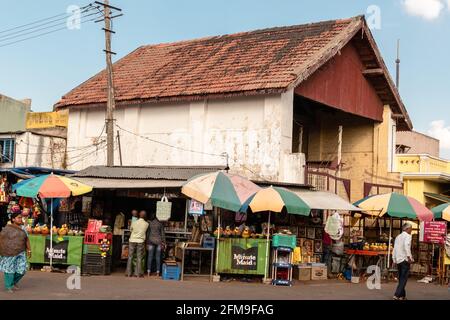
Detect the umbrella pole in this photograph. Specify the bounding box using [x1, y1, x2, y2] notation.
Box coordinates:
[50, 199, 53, 270]
[215, 207, 220, 275]
[387, 217, 392, 269]
[264, 211, 271, 282]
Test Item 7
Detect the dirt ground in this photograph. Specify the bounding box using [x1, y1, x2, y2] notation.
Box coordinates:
[0, 270, 448, 300]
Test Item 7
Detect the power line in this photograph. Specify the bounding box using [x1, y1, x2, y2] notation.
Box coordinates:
[0, 13, 103, 48]
[0, 5, 92, 35]
[0, 9, 100, 42]
[116, 124, 227, 159]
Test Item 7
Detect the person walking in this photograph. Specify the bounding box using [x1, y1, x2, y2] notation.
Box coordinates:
[125, 210, 149, 278]
[0, 211, 31, 292]
[146, 214, 166, 277]
[392, 222, 414, 300]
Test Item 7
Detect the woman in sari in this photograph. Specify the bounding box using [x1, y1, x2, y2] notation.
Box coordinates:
[0, 211, 31, 292]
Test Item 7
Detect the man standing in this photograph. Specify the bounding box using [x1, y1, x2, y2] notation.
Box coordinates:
[146, 213, 166, 277]
[392, 222, 414, 300]
[126, 210, 149, 278]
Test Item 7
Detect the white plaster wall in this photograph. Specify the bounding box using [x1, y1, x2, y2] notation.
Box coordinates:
[0, 132, 66, 169]
[66, 93, 305, 183]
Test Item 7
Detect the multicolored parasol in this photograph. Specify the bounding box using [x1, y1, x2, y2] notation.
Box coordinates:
[13, 173, 92, 268]
[431, 203, 450, 222]
[353, 192, 433, 222]
[240, 186, 311, 215]
[13, 174, 92, 199]
[181, 171, 261, 212]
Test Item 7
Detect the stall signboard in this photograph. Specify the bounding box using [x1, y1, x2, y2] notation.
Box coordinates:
[420, 222, 447, 244]
[28, 235, 83, 267]
[231, 246, 258, 270]
[44, 239, 69, 263]
[217, 238, 268, 275]
[188, 199, 204, 215]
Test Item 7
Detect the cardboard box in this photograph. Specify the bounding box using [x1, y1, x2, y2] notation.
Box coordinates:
[311, 266, 327, 280]
[293, 266, 311, 281]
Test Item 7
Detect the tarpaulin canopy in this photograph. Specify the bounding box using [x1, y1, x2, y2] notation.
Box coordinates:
[293, 190, 361, 211]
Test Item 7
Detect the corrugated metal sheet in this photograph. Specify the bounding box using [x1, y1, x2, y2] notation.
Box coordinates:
[71, 177, 184, 189]
[294, 190, 361, 211]
[71, 165, 226, 180]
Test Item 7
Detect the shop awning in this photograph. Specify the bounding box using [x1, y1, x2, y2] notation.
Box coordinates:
[424, 192, 450, 204]
[71, 177, 184, 189]
[293, 190, 361, 211]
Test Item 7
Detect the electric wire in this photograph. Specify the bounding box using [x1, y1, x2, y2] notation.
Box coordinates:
[0, 12, 103, 48]
[0, 3, 93, 35]
[116, 124, 227, 159]
[0, 5, 98, 41]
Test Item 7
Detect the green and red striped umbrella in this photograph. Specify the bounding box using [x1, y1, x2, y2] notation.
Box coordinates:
[354, 192, 433, 221]
[181, 171, 261, 212]
[431, 203, 450, 222]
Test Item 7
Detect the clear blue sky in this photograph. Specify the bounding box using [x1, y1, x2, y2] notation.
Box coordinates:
[1, 0, 449, 157]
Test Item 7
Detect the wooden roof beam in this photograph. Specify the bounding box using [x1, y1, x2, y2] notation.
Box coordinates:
[362, 68, 384, 76]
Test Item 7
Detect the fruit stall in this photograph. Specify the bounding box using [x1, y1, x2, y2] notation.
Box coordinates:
[216, 237, 269, 275]
[28, 224, 85, 268]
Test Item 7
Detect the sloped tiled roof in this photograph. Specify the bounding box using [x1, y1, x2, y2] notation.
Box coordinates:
[55, 17, 362, 108]
[54, 15, 411, 129]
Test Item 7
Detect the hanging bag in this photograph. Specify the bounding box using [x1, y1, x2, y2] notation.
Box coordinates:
[156, 196, 172, 221]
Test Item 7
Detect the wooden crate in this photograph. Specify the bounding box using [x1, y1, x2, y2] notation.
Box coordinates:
[293, 266, 311, 281]
[311, 266, 327, 280]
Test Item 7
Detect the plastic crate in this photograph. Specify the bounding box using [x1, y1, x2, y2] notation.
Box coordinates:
[86, 219, 102, 233]
[84, 231, 112, 245]
[272, 234, 297, 249]
[162, 263, 180, 281]
[83, 243, 112, 255]
[82, 254, 111, 275]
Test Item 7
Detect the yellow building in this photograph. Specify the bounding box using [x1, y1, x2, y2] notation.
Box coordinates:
[396, 154, 450, 207]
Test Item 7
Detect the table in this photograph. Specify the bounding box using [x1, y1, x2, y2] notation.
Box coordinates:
[180, 246, 214, 281]
[345, 249, 390, 280]
[28, 235, 84, 267]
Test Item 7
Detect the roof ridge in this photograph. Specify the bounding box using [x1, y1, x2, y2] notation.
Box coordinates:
[140, 15, 364, 49]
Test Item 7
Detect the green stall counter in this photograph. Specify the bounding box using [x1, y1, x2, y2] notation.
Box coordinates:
[216, 238, 270, 275]
[28, 235, 84, 267]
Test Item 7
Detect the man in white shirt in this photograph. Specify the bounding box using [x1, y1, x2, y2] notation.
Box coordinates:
[392, 222, 414, 300]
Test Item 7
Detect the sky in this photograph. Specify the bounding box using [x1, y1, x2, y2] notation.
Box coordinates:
[0, 0, 449, 158]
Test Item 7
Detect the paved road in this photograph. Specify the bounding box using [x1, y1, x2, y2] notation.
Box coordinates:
[0, 271, 448, 300]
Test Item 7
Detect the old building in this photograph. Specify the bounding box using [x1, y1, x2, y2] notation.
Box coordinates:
[0, 93, 67, 169]
[55, 15, 412, 202]
[396, 132, 449, 207]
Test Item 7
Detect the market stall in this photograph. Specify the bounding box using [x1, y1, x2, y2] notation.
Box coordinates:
[28, 234, 84, 267]
[216, 237, 268, 275]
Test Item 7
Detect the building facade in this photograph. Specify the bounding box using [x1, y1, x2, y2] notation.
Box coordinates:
[56, 16, 412, 203]
[0, 93, 67, 169]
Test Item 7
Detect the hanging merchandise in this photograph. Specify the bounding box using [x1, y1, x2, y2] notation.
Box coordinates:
[325, 211, 344, 241]
[0, 175, 9, 203]
[156, 193, 172, 221]
[445, 234, 450, 258]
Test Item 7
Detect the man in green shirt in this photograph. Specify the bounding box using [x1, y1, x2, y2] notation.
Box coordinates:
[125, 210, 149, 277]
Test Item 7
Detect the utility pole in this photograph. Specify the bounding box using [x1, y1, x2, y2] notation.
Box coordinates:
[395, 39, 400, 90]
[95, 1, 122, 166]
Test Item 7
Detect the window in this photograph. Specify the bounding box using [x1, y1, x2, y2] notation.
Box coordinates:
[0, 139, 15, 163]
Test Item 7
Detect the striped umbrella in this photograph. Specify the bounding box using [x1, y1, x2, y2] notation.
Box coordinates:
[181, 171, 261, 212]
[13, 174, 92, 199]
[354, 192, 433, 222]
[13, 173, 92, 268]
[240, 186, 311, 281]
[241, 186, 311, 215]
[431, 203, 450, 222]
